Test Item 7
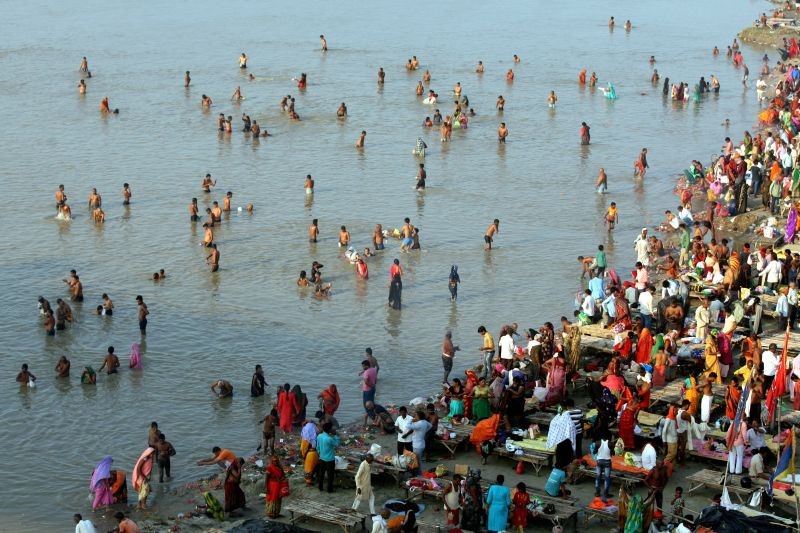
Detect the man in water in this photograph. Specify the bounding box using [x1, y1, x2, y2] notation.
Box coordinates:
[320, 35, 328, 51]
[202, 174, 216, 193]
[415, 163, 426, 190]
[16, 364, 36, 384]
[55, 356, 70, 377]
[377, 68, 385, 84]
[207, 244, 220, 272]
[223, 191, 232, 212]
[355, 130, 366, 148]
[70, 275, 84, 302]
[111, 511, 139, 533]
[88, 188, 102, 208]
[497, 123, 508, 143]
[476, 61, 484, 73]
[155, 433, 176, 483]
[400, 218, 414, 252]
[98, 346, 120, 374]
[484, 219, 500, 250]
[339, 226, 351, 247]
[122, 183, 132, 205]
[441, 332, 460, 383]
[211, 379, 233, 398]
[136, 295, 149, 335]
[55, 184, 67, 211]
[239, 52, 248, 68]
[309, 219, 319, 242]
[251, 364, 267, 396]
[184, 71, 191, 87]
[189, 198, 199, 221]
[55, 298, 73, 330]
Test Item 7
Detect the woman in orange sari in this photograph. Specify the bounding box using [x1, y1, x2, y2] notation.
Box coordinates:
[685, 377, 701, 417]
[318, 384, 340, 416]
[725, 376, 742, 419]
[635, 326, 654, 365]
[100, 97, 110, 113]
[578, 69, 587, 84]
[265, 455, 286, 518]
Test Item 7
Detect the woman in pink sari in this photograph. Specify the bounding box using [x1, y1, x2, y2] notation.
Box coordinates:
[129, 342, 142, 369]
[90, 456, 114, 510]
[542, 351, 566, 407]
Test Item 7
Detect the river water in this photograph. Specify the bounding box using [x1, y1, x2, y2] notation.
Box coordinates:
[0, 0, 769, 529]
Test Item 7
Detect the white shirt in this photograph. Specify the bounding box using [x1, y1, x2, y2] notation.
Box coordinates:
[395, 414, 413, 443]
[678, 208, 694, 224]
[498, 334, 515, 360]
[638, 291, 654, 316]
[762, 350, 779, 377]
[763, 259, 783, 283]
[635, 238, 650, 265]
[661, 418, 677, 444]
[75, 520, 98, 533]
[581, 295, 597, 316]
[747, 427, 767, 449]
[596, 439, 612, 460]
[641, 443, 657, 471]
[371, 516, 388, 533]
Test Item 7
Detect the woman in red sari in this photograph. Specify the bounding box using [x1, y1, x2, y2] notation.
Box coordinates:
[511, 482, 531, 533]
[318, 384, 340, 416]
[265, 455, 286, 518]
[276, 384, 299, 433]
[618, 394, 639, 449]
[224, 458, 246, 514]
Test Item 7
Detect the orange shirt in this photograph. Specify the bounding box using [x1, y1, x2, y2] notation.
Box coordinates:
[217, 448, 236, 465]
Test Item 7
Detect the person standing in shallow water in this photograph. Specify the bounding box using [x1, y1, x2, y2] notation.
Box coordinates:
[448, 265, 460, 301]
[388, 259, 403, 310]
[580, 122, 591, 145]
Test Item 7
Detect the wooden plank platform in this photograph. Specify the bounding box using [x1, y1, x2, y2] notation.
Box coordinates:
[574, 465, 646, 487]
[433, 424, 472, 458]
[649, 379, 726, 406]
[492, 447, 552, 476]
[284, 498, 367, 533]
[758, 330, 800, 355]
[686, 469, 763, 503]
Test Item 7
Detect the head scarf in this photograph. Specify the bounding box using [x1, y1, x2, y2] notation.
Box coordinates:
[90, 456, 113, 491]
[129, 342, 142, 369]
[81, 366, 96, 384]
[301, 422, 318, 448]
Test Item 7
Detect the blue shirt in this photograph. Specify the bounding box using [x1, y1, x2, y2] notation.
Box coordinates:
[316, 432, 340, 462]
[601, 295, 616, 318]
[544, 467, 566, 497]
[408, 420, 431, 450]
[589, 277, 605, 299]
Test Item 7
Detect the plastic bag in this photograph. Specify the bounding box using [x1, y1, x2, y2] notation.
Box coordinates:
[368, 443, 382, 456]
[334, 456, 349, 470]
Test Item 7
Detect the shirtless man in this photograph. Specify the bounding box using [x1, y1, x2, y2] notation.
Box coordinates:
[305, 175, 314, 194]
[102, 293, 114, 316]
[250, 120, 261, 136]
[202, 174, 216, 193]
[43, 310, 55, 336]
[377, 68, 385, 84]
[122, 183, 132, 205]
[201, 94, 213, 108]
[223, 191, 232, 212]
[260, 409, 278, 455]
[207, 244, 220, 272]
[497, 123, 508, 143]
[476, 61, 484, 73]
[55, 356, 70, 377]
[309, 219, 319, 243]
[79, 57, 89, 72]
[416, 164, 426, 190]
[55, 299, 73, 330]
[239, 53, 248, 69]
[211, 201, 222, 222]
[485, 219, 500, 250]
[202, 223, 214, 247]
[496, 95, 505, 111]
[136, 295, 149, 335]
[205, 208, 215, 227]
[55, 184, 67, 212]
[189, 198, 199, 222]
[411, 56, 420, 69]
[337, 102, 347, 118]
[320, 35, 328, 51]
[71, 275, 84, 302]
[400, 218, 415, 252]
[355, 130, 366, 148]
[98, 346, 120, 374]
[78, 80, 86, 94]
[339, 226, 351, 247]
[93, 207, 105, 223]
[231, 86, 242, 101]
[184, 71, 191, 87]
[211, 379, 233, 398]
[88, 188, 101, 208]
[16, 364, 36, 384]
[314, 273, 333, 297]
[280, 95, 290, 112]
[63, 270, 78, 292]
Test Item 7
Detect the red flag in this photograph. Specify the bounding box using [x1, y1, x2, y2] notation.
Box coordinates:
[766, 328, 790, 422]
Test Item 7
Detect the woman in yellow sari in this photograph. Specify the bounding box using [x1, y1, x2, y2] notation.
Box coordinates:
[300, 420, 319, 486]
[703, 331, 722, 384]
[685, 377, 701, 418]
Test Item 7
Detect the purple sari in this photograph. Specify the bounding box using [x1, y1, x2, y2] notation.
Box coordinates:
[90, 456, 114, 510]
[787, 206, 798, 244]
